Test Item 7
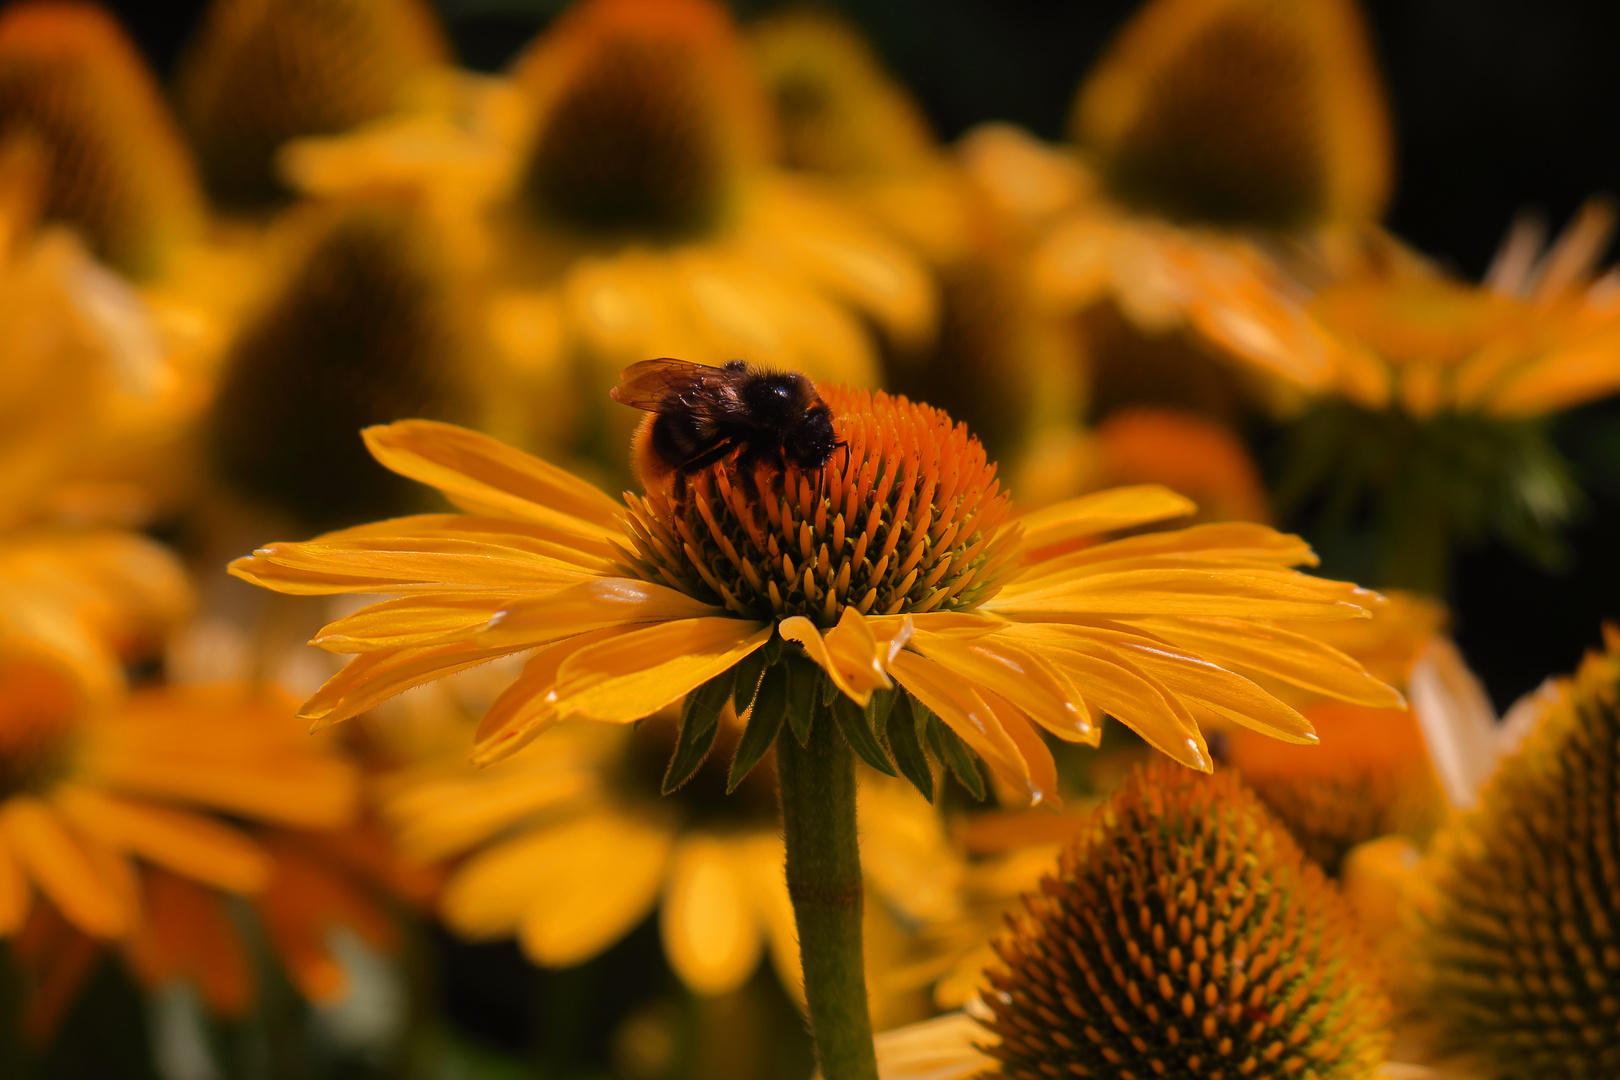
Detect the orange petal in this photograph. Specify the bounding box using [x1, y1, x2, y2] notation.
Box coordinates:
[0, 840, 30, 935]
[1, 798, 129, 938]
[55, 786, 272, 894]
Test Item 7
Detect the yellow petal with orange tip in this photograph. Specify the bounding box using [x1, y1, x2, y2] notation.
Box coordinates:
[1132, 615, 1405, 708]
[54, 786, 272, 894]
[909, 627, 1093, 744]
[363, 420, 624, 531]
[470, 628, 634, 764]
[887, 650, 1033, 798]
[1036, 640, 1211, 772]
[0, 841, 29, 935]
[476, 577, 725, 650]
[1013, 484, 1196, 556]
[230, 536, 594, 596]
[1, 797, 127, 938]
[296, 641, 530, 728]
[549, 617, 772, 725]
[661, 833, 763, 996]
[779, 607, 895, 706]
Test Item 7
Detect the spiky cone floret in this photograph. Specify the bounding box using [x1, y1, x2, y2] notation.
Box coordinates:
[0, 2, 204, 278]
[1419, 625, 1620, 1079]
[980, 761, 1391, 1080]
[175, 0, 448, 208]
[229, 373, 1401, 805]
[206, 197, 479, 529]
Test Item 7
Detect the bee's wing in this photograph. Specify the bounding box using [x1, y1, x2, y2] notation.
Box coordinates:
[609, 358, 722, 412]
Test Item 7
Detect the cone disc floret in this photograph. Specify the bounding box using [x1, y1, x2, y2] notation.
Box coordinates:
[1422, 626, 1620, 1079]
[619, 385, 1021, 628]
[981, 761, 1390, 1080]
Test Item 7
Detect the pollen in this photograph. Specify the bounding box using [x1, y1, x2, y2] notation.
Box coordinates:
[618, 385, 1020, 628]
[981, 761, 1390, 1080]
[1422, 625, 1620, 1078]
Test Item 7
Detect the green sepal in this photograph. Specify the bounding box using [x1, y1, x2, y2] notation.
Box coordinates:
[784, 658, 818, 747]
[729, 663, 788, 792]
[922, 707, 985, 800]
[831, 694, 899, 777]
[820, 668, 841, 708]
[730, 647, 770, 717]
[662, 669, 732, 795]
[882, 692, 934, 802]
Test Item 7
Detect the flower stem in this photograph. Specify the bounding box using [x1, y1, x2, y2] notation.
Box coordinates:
[777, 708, 878, 1080]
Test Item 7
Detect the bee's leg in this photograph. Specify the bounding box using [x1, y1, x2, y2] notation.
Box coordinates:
[732, 446, 762, 501]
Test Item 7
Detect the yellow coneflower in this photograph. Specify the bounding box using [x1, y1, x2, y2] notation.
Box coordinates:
[0, 1, 204, 278]
[175, 0, 449, 208]
[1419, 626, 1620, 1078]
[866, 762, 1393, 1080]
[1275, 207, 1620, 592]
[232, 369, 1397, 1076]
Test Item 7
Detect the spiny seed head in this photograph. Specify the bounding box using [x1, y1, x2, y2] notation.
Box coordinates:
[512, 0, 767, 240]
[208, 199, 475, 528]
[176, 0, 448, 208]
[0, 1, 204, 277]
[618, 385, 1020, 628]
[1225, 702, 1445, 876]
[982, 760, 1391, 1080]
[1421, 625, 1620, 1080]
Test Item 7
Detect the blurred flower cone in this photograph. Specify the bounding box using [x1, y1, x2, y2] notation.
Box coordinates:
[1275, 209, 1620, 593]
[206, 197, 483, 530]
[866, 761, 1394, 1079]
[1417, 626, 1620, 1078]
[175, 0, 449, 209]
[0, 1, 205, 279]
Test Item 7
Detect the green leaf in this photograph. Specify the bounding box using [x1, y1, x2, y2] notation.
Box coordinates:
[662, 669, 732, 795]
[729, 663, 788, 791]
[730, 647, 769, 716]
[923, 708, 985, 800]
[882, 692, 934, 802]
[865, 686, 897, 739]
[784, 658, 818, 747]
[832, 694, 898, 777]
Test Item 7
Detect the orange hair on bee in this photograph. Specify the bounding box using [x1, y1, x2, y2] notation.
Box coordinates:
[630, 412, 674, 493]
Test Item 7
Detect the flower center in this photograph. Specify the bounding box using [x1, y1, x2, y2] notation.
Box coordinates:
[619, 386, 1020, 629]
[0, 656, 82, 799]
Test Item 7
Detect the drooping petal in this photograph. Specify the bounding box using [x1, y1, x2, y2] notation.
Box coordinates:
[909, 626, 1094, 743]
[1014, 485, 1195, 557]
[298, 641, 531, 728]
[779, 607, 896, 706]
[475, 578, 725, 649]
[977, 689, 1061, 807]
[1036, 638, 1211, 771]
[1, 799, 128, 938]
[0, 842, 29, 935]
[54, 787, 272, 894]
[470, 629, 637, 765]
[888, 650, 1033, 797]
[549, 618, 772, 725]
[660, 833, 763, 996]
[362, 420, 625, 530]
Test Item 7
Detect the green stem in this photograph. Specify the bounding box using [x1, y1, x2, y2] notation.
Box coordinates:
[776, 709, 878, 1080]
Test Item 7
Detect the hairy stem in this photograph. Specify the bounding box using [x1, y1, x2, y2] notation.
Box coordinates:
[777, 709, 877, 1080]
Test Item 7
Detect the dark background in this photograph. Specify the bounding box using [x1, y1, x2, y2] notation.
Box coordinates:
[92, 0, 1620, 701]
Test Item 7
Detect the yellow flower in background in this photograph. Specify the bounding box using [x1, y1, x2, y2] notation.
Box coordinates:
[233, 382, 1397, 797]
[0, 1, 205, 279]
[1418, 627, 1620, 1079]
[175, 0, 449, 208]
[0, 673, 356, 942]
[866, 762, 1393, 1080]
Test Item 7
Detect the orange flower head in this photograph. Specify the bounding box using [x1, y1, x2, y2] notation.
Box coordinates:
[512, 0, 769, 240]
[1073, 0, 1390, 229]
[623, 384, 1020, 629]
[175, 0, 448, 207]
[0, 1, 204, 277]
[981, 760, 1391, 1078]
[1092, 407, 1271, 524]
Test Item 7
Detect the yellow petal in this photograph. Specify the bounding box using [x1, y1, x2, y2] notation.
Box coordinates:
[732, 833, 801, 1001]
[779, 607, 895, 706]
[977, 690, 1061, 807]
[1014, 485, 1195, 555]
[231, 536, 594, 596]
[990, 567, 1375, 623]
[0, 841, 29, 935]
[312, 593, 514, 652]
[470, 628, 636, 765]
[299, 641, 530, 727]
[551, 618, 772, 725]
[1036, 636, 1211, 771]
[54, 787, 272, 894]
[660, 833, 763, 996]
[476, 578, 724, 649]
[872, 1010, 998, 1080]
[1013, 522, 1317, 589]
[2, 798, 128, 938]
[362, 420, 624, 531]
[887, 650, 1034, 798]
[910, 627, 1093, 743]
